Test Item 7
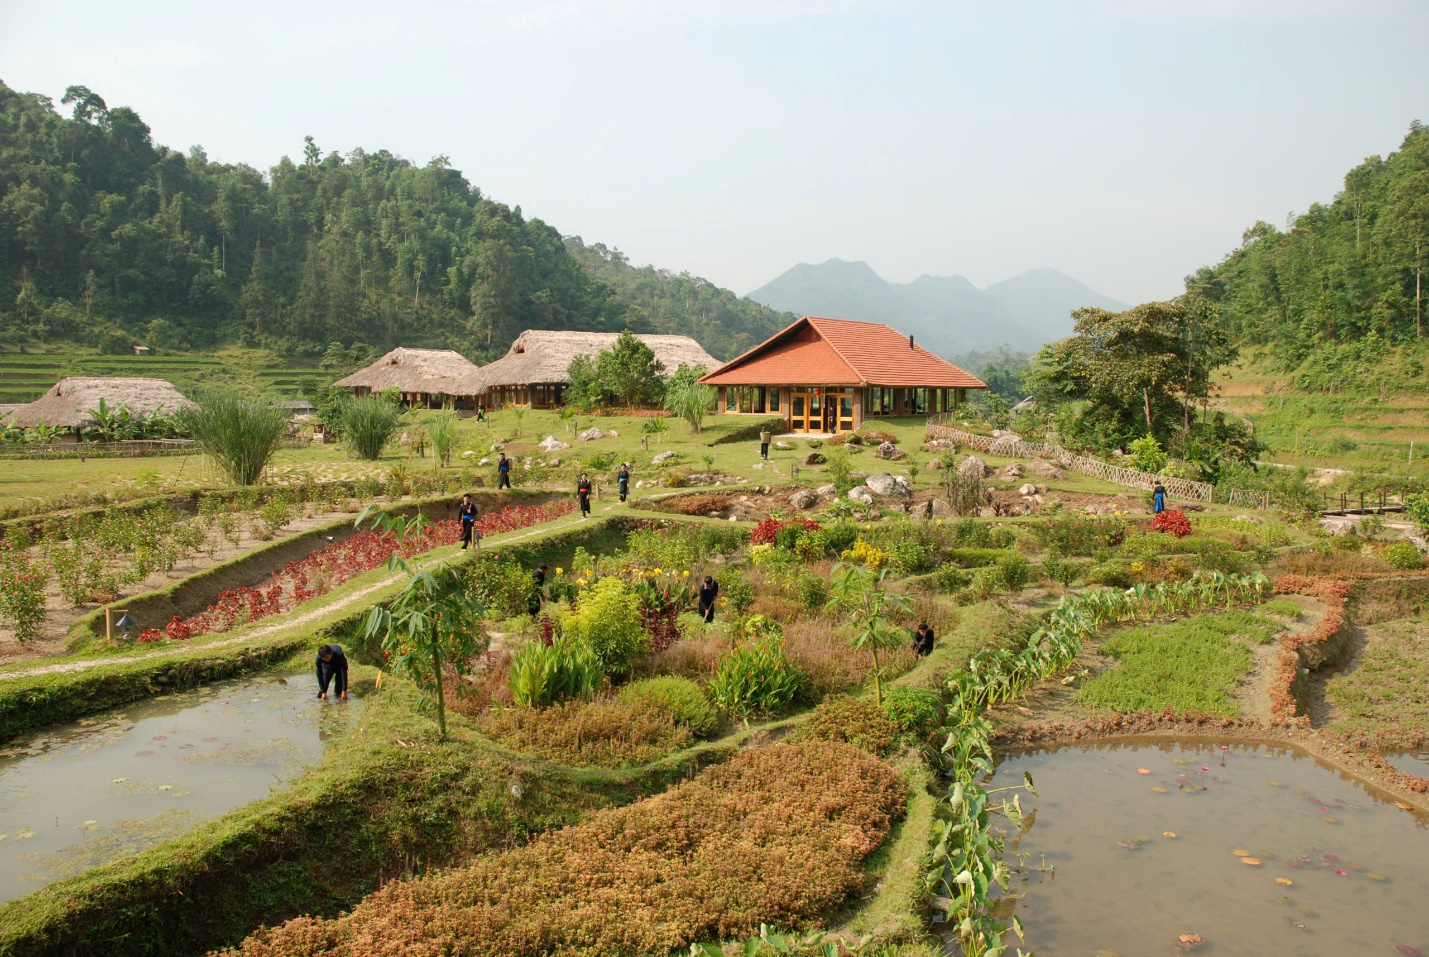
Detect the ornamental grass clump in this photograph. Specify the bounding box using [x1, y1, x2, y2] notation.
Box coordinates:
[218, 741, 904, 957]
[340, 395, 401, 460]
[507, 637, 604, 707]
[178, 390, 290, 486]
[617, 675, 718, 737]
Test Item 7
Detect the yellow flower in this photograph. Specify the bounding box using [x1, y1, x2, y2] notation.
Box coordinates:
[653, 567, 662, 575]
[555, 567, 564, 575]
[936, 519, 943, 525]
[682, 570, 690, 577]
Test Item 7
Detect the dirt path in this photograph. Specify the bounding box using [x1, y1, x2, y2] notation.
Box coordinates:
[1232, 595, 1328, 725]
[0, 510, 594, 683]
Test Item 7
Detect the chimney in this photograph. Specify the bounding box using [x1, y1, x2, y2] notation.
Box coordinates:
[909, 334, 915, 349]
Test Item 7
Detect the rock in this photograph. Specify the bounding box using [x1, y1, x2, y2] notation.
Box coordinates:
[1182, 502, 1205, 512]
[928, 458, 944, 470]
[461, 450, 476, 458]
[635, 480, 648, 488]
[815, 483, 838, 498]
[477, 457, 491, 466]
[1036, 484, 1048, 494]
[991, 429, 1012, 438]
[847, 486, 875, 505]
[789, 488, 819, 510]
[547, 458, 560, 467]
[893, 475, 911, 492]
[909, 500, 933, 520]
[1233, 514, 1263, 524]
[489, 442, 504, 452]
[775, 440, 794, 450]
[1321, 517, 1355, 537]
[999, 463, 1024, 479]
[607, 430, 619, 437]
[1030, 459, 1063, 478]
[923, 438, 955, 452]
[802, 452, 826, 466]
[977, 506, 997, 518]
[1019, 483, 1038, 497]
[866, 472, 903, 497]
[652, 450, 675, 465]
[752, 461, 765, 469]
[931, 499, 955, 519]
[874, 441, 903, 460]
[576, 427, 605, 442]
[538, 435, 571, 453]
[957, 455, 989, 479]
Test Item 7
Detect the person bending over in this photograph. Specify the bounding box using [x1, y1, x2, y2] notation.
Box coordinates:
[698, 575, 720, 623]
[912, 622, 934, 659]
[316, 643, 349, 700]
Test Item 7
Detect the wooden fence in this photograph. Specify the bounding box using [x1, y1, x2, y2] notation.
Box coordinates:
[924, 415, 1224, 503]
[0, 439, 199, 460]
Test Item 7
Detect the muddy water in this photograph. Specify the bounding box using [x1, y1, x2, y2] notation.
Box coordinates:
[1385, 749, 1429, 777]
[0, 671, 361, 903]
[989, 739, 1429, 956]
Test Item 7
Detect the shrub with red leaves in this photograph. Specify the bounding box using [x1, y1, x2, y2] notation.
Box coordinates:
[1148, 509, 1192, 538]
[750, 516, 821, 546]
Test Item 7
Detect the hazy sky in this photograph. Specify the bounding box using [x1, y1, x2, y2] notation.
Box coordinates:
[2, 0, 1426, 303]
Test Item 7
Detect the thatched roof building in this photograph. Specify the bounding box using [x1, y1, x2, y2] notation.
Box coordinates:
[8, 377, 193, 430]
[456, 331, 719, 408]
[332, 348, 481, 408]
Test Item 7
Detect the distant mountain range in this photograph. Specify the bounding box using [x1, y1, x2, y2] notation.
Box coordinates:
[745, 259, 1126, 356]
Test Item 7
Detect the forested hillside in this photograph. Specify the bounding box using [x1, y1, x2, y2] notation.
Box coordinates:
[563, 239, 792, 360]
[1188, 122, 1429, 394]
[0, 81, 770, 363]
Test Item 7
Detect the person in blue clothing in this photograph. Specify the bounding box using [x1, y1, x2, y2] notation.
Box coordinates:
[457, 493, 479, 549]
[1153, 482, 1166, 514]
[617, 463, 630, 503]
[497, 452, 512, 489]
[316, 644, 348, 700]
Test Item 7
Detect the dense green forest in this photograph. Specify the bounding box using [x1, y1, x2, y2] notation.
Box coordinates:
[0, 80, 777, 363]
[1186, 122, 1429, 392]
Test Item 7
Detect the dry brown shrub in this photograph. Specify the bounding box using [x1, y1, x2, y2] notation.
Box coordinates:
[665, 492, 737, 516]
[444, 651, 514, 718]
[785, 619, 917, 698]
[478, 696, 692, 766]
[631, 635, 724, 680]
[751, 594, 802, 621]
[1271, 548, 1391, 578]
[218, 742, 904, 957]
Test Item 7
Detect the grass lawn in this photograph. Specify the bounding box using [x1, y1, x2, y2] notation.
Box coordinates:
[1077, 611, 1282, 716]
[1325, 617, 1429, 732]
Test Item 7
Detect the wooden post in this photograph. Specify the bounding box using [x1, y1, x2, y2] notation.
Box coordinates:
[105, 606, 114, 644]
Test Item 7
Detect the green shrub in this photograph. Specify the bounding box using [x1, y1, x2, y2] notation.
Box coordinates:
[801, 522, 859, 558]
[931, 565, 973, 593]
[880, 685, 944, 741]
[340, 395, 401, 460]
[618, 676, 718, 737]
[711, 415, 787, 445]
[465, 555, 534, 619]
[562, 577, 647, 678]
[795, 573, 828, 613]
[799, 695, 898, 755]
[1030, 515, 1127, 555]
[714, 569, 755, 617]
[885, 538, 933, 574]
[1086, 559, 1135, 588]
[1383, 540, 1425, 570]
[947, 547, 1011, 568]
[949, 519, 1016, 549]
[993, 552, 1031, 593]
[507, 638, 605, 708]
[1041, 554, 1080, 587]
[706, 634, 803, 717]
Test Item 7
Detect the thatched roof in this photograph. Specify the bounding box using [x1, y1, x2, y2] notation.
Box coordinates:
[456, 331, 719, 392]
[9, 378, 193, 429]
[332, 348, 481, 394]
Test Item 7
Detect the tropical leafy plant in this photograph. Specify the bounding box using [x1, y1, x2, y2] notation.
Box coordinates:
[507, 637, 604, 707]
[827, 564, 909, 706]
[341, 395, 401, 460]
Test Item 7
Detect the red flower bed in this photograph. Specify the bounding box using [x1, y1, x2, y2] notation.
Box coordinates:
[138, 501, 574, 642]
[1148, 509, 1192, 537]
[750, 516, 821, 546]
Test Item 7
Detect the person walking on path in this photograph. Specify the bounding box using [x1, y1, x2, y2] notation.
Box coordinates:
[476, 404, 486, 423]
[457, 493, 479, 549]
[528, 563, 548, 620]
[617, 462, 630, 502]
[698, 575, 719, 624]
[497, 452, 512, 489]
[1153, 482, 1166, 514]
[759, 427, 771, 460]
[316, 644, 349, 700]
[577, 473, 593, 518]
[912, 622, 934, 659]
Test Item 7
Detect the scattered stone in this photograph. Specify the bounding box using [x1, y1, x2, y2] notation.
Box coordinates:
[652, 450, 675, 465]
[909, 500, 933, 520]
[958, 455, 989, 479]
[789, 488, 819, 510]
[874, 441, 904, 460]
[635, 480, 648, 489]
[576, 427, 605, 442]
[489, 442, 504, 452]
[802, 452, 826, 466]
[999, 463, 1025, 479]
[1019, 483, 1038, 497]
[1321, 517, 1356, 537]
[1030, 459, 1063, 478]
[547, 458, 561, 467]
[537, 435, 570, 453]
[477, 457, 491, 466]
[606, 430, 619, 437]
[775, 440, 794, 450]
[931, 499, 955, 519]
[815, 483, 838, 498]
[847, 486, 875, 505]
[928, 458, 944, 470]
[1182, 502, 1205, 512]
[866, 472, 907, 497]
[1233, 514, 1263, 524]
[923, 438, 955, 452]
[752, 461, 765, 469]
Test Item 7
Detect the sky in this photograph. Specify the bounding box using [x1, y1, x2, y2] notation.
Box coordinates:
[2, 0, 1426, 304]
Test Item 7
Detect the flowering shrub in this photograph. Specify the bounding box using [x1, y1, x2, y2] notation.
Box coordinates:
[1149, 509, 1193, 538]
[479, 695, 692, 766]
[750, 516, 820, 547]
[706, 631, 803, 717]
[221, 742, 902, 957]
[0, 539, 49, 643]
[839, 539, 891, 570]
[1382, 540, 1424, 570]
[560, 577, 647, 678]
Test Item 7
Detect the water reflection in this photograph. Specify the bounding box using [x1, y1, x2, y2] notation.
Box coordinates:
[0, 671, 361, 903]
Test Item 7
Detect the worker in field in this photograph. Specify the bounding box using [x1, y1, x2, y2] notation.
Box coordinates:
[912, 622, 934, 659]
[617, 462, 631, 502]
[698, 575, 719, 624]
[457, 493, 479, 549]
[577, 473, 593, 518]
[1153, 482, 1166, 514]
[528, 563, 549, 620]
[759, 426, 771, 460]
[497, 452, 512, 489]
[316, 644, 349, 700]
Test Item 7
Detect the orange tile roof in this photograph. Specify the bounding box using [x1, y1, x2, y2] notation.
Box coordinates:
[700, 316, 986, 389]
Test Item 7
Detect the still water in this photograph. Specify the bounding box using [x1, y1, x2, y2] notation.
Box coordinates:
[989, 739, 1429, 956]
[0, 670, 360, 904]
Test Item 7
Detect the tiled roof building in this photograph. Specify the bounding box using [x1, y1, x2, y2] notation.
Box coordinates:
[700, 316, 984, 434]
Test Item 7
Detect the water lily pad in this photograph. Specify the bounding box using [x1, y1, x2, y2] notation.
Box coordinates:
[1396, 945, 1424, 957]
[111, 777, 126, 784]
[1151, 786, 1169, 793]
[134, 750, 154, 757]
[1367, 872, 1388, 881]
[1162, 831, 1177, 838]
[1093, 950, 1121, 957]
[1276, 877, 1293, 886]
[157, 784, 172, 791]
[172, 789, 191, 797]
[1232, 848, 1251, 857]
[1322, 853, 1340, 862]
[1137, 768, 1152, 774]
[1322, 816, 1340, 824]
[1241, 857, 1261, 866]
[1276, 894, 1293, 904]
[1268, 780, 1284, 787]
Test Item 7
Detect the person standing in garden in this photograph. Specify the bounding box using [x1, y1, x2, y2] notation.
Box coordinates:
[316, 644, 349, 700]
[577, 473, 593, 518]
[1153, 482, 1166, 514]
[476, 404, 486, 423]
[759, 426, 771, 460]
[698, 575, 719, 623]
[528, 563, 548, 620]
[497, 452, 512, 489]
[912, 622, 934, 658]
[457, 493, 479, 549]
[617, 462, 631, 502]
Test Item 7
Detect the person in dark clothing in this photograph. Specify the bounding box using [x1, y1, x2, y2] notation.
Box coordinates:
[497, 453, 512, 489]
[528, 564, 548, 620]
[759, 427, 771, 460]
[533, 563, 548, 589]
[457, 493, 479, 549]
[476, 404, 486, 423]
[1153, 482, 1166, 514]
[316, 644, 349, 700]
[577, 473, 593, 518]
[617, 463, 630, 503]
[912, 623, 934, 659]
[698, 575, 719, 624]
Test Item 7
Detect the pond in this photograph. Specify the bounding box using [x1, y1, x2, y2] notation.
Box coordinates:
[987, 739, 1429, 957]
[1385, 749, 1429, 777]
[0, 670, 361, 904]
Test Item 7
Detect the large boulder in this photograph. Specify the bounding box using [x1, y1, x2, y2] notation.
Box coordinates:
[1019, 483, 1038, 497]
[866, 472, 904, 497]
[815, 483, 838, 498]
[931, 498, 955, 519]
[874, 441, 903, 461]
[988, 434, 1023, 456]
[537, 435, 570, 453]
[652, 450, 675, 465]
[923, 438, 955, 453]
[957, 455, 989, 479]
[576, 427, 605, 442]
[802, 452, 826, 466]
[1030, 459, 1064, 479]
[847, 486, 875, 505]
[789, 488, 819, 510]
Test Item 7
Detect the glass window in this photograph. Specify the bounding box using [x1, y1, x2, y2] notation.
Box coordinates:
[768, 387, 780, 412]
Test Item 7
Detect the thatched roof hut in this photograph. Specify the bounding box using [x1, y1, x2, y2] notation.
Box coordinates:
[332, 348, 481, 407]
[9, 378, 193, 429]
[456, 331, 719, 408]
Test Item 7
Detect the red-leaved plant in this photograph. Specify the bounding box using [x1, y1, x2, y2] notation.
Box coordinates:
[1148, 509, 1192, 538]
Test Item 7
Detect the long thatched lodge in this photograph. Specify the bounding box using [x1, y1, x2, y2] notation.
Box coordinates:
[699, 316, 985, 434]
[331, 348, 482, 408]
